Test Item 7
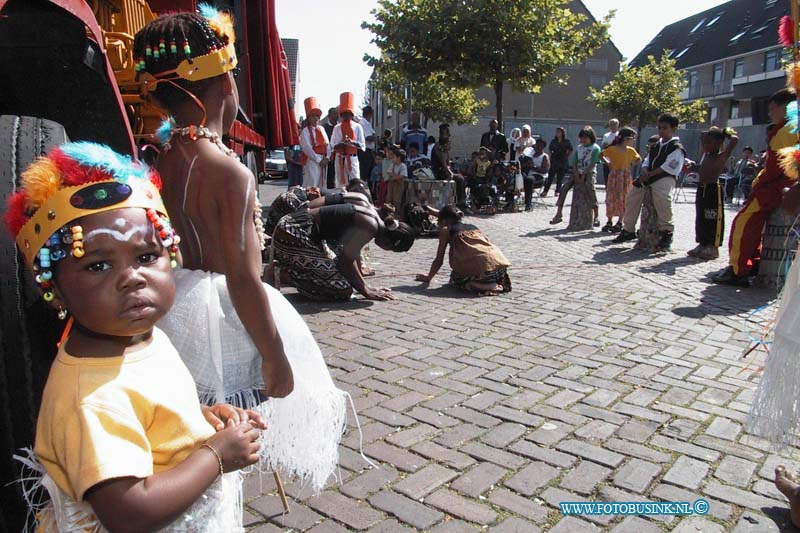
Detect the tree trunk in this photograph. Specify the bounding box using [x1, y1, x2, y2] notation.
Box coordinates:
[494, 78, 504, 131]
[636, 119, 644, 153]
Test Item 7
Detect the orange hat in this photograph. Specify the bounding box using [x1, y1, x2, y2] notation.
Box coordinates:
[304, 97, 322, 117]
[338, 92, 355, 115]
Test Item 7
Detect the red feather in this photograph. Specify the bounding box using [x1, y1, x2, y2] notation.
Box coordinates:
[50, 148, 113, 186]
[4, 191, 30, 237]
[148, 169, 163, 190]
[780, 15, 794, 47]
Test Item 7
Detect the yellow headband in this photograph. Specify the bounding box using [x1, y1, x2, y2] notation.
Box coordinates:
[140, 43, 237, 95]
[16, 179, 167, 269]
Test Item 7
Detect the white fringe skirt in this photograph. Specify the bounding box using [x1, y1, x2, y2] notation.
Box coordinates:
[15, 448, 243, 532]
[158, 269, 348, 492]
[747, 256, 800, 447]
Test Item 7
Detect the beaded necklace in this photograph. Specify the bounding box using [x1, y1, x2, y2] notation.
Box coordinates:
[163, 125, 267, 250]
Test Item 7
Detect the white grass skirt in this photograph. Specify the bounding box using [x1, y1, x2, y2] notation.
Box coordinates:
[747, 256, 800, 447]
[15, 448, 243, 532]
[159, 269, 347, 492]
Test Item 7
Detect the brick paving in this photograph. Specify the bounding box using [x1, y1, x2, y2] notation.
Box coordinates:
[248, 181, 797, 531]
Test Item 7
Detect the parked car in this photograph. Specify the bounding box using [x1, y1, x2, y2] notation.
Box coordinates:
[262, 148, 288, 180]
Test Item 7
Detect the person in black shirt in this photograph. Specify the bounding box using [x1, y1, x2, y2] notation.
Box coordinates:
[480, 120, 509, 162]
[542, 127, 573, 197]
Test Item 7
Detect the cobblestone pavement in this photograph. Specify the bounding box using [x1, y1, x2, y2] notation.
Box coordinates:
[247, 181, 796, 532]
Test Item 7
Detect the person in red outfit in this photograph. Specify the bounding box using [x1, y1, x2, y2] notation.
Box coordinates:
[712, 89, 797, 286]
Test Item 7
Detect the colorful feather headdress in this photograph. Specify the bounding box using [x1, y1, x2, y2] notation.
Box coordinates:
[4, 142, 168, 270]
[777, 3, 800, 179]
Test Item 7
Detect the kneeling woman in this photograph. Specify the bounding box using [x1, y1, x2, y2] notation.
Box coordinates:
[272, 199, 415, 301]
[416, 206, 511, 295]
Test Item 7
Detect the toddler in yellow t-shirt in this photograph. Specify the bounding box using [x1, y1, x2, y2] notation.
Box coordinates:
[7, 143, 264, 532]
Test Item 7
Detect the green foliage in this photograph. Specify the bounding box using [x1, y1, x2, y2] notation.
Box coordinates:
[589, 53, 707, 134]
[363, 0, 613, 127]
[370, 66, 487, 126]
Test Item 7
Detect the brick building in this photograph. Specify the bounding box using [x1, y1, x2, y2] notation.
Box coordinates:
[281, 37, 299, 100]
[630, 0, 789, 154]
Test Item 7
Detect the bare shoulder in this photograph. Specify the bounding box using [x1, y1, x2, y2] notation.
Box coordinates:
[192, 142, 254, 191]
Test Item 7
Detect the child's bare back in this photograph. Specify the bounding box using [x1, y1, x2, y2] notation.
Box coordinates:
[158, 138, 261, 275]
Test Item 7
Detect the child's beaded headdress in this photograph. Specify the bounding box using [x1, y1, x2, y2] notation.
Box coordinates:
[136, 4, 238, 96]
[4, 142, 179, 302]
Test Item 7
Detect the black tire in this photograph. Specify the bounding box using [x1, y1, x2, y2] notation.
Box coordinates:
[0, 115, 67, 532]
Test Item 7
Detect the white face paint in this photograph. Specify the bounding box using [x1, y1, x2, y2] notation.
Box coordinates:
[239, 186, 251, 252]
[83, 223, 151, 244]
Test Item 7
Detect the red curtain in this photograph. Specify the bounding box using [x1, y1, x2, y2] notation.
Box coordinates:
[258, 0, 299, 148]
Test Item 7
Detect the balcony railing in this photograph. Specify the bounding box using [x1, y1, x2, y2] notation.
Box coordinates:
[687, 79, 733, 99]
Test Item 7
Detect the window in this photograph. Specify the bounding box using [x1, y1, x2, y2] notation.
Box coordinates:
[690, 18, 707, 33]
[706, 15, 722, 27]
[752, 18, 777, 37]
[675, 46, 691, 59]
[589, 75, 606, 88]
[730, 101, 740, 120]
[709, 107, 719, 124]
[687, 71, 698, 88]
[585, 58, 608, 71]
[733, 58, 745, 78]
[730, 29, 749, 43]
[765, 49, 781, 71]
[712, 63, 724, 84]
[766, 0, 777, 5]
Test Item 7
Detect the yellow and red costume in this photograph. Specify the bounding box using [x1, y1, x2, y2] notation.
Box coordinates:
[727, 120, 796, 275]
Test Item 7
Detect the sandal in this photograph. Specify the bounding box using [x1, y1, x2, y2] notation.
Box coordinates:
[549, 215, 562, 225]
[611, 222, 622, 233]
[601, 222, 613, 232]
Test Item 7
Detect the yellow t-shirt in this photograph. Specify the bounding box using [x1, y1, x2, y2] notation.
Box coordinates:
[34, 327, 214, 501]
[602, 145, 641, 171]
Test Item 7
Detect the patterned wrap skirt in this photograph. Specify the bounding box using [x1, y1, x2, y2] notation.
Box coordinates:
[265, 187, 308, 236]
[271, 207, 353, 301]
[605, 167, 632, 218]
[450, 267, 512, 292]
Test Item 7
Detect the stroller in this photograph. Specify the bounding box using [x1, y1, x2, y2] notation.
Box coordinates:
[469, 178, 500, 214]
[497, 162, 521, 212]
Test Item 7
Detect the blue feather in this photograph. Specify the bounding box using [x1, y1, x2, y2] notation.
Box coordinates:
[59, 142, 151, 182]
[156, 117, 176, 146]
[198, 3, 218, 21]
[787, 101, 798, 134]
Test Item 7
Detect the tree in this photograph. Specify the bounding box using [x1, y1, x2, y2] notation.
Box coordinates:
[589, 53, 708, 150]
[370, 65, 488, 127]
[363, 0, 612, 130]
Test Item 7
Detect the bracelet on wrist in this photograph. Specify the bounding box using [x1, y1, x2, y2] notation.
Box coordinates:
[201, 443, 224, 478]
